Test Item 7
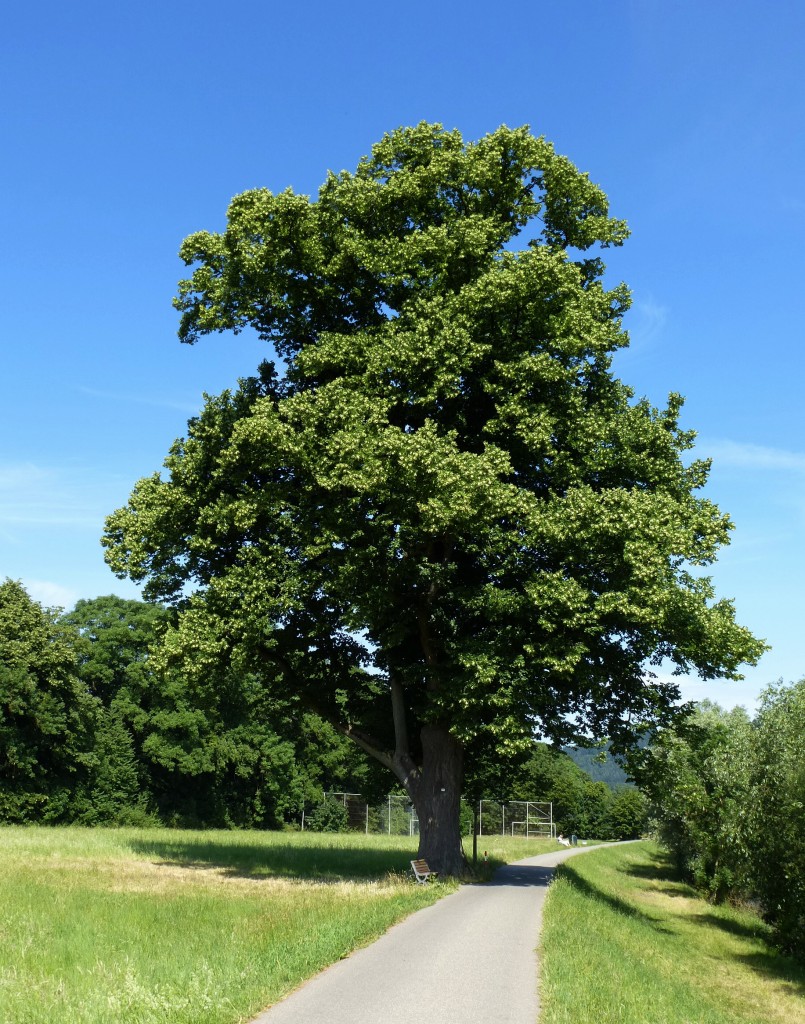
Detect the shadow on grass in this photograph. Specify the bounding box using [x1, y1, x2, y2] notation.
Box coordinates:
[556, 860, 676, 933]
[690, 912, 805, 993]
[737, 949, 805, 995]
[621, 848, 704, 904]
[614, 845, 805, 995]
[692, 911, 770, 943]
[127, 836, 419, 882]
[621, 846, 683, 884]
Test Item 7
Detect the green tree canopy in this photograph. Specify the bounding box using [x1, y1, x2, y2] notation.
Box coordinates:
[104, 123, 763, 873]
[630, 701, 755, 900]
[0, 579, 96, 821]
[750, 681, 805, 956]
[61, 595, 169, 707]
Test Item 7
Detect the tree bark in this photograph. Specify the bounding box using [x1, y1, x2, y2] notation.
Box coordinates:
[409, 724, 467, 876]
[304, 681, 467, 876]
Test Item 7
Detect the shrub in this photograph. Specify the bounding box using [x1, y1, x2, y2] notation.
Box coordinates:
[307, 796, 349, 832]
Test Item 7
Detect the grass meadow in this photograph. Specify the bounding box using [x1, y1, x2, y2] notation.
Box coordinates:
[540, 841, 805, 1024]
[4, 828, 802, 1024]
[0, 826, 559, 1024]
[0, 826, 444, 1024]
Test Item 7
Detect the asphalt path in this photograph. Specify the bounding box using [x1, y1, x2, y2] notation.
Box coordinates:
[249, 844, 607, 1024]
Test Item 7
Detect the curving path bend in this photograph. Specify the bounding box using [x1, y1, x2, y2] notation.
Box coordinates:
[250, 844, 613, 1024]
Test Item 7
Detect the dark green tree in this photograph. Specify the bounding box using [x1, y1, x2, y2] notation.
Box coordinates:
[64, 596, 378, 826]
[61, 595, 169, 820]
[104, 124, 763, 873]
[605, 786, 648, 840]
[0, 579, 96, 821]
[138, 660, 308, 828]
[80, 704, 149, 825]
[62, 595, 169, 707]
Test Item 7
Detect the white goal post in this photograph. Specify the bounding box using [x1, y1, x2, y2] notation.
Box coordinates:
[478, 800, 554, 839]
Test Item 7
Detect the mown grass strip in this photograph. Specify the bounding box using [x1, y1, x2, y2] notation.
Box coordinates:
[540, 841, 805, 1024]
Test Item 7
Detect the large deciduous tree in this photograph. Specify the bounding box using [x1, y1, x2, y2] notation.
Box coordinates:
[0, 579, 96, 821]
[103, 124, 763, 873]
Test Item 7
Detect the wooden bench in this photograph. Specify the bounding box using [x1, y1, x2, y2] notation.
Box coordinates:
[411, 858, 438, 884]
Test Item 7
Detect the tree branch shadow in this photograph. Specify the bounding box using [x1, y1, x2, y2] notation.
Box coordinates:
[618, 846, 805, 995]
[556, 859, 676, 933]
[126, 836, 419, 882]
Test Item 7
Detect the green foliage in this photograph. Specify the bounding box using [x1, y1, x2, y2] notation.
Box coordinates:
[137, 662, 304, 828]
[61, 595, 169, 705]
[749, 681, 805, 958]
[459, 798, 475, 836]
[102, 123, 763, 869]
[60, 595, 380, 829]
[633, 686, 805, 958]
[306, 796, 350, 832]
[632, 702, 754, 902]
[295, 713, 388, 807]
[60, 595, 170, 823]
[80, 705, 151, 825]
[605, 786, 648, 840]
[0, 579, 96, 822]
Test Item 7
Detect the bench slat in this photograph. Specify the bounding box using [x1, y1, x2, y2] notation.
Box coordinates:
[411, 858, 437, 883]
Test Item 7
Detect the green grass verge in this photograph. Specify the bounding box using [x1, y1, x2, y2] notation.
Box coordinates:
[0, 825, 576, 1023]
[0, 826, 455, 1024]
[464, 833, 570, 876]
[540, 841, 805, 1024]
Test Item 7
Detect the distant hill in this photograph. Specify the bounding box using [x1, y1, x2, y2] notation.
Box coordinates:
[562, 744, 631, 788]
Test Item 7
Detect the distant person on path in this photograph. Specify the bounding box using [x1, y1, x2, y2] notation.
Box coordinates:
[558, 834, 570, 847]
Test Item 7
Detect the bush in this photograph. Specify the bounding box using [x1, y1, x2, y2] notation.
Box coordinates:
[306, 796, 349, 832]
[631, 703, 756, 902]
[749, 681, 805, 958]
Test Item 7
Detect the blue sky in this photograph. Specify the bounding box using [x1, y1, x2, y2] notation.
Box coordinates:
[2, 1, 803, 710]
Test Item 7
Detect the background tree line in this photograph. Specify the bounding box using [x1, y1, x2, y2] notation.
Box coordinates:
[631, 689, 805, 959]
[0, 579, 380, 828]
[0, 578, 644, 838]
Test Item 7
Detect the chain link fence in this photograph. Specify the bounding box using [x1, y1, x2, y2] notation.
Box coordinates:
[301, 792, 419, 835]
[300, 793, 552, 839]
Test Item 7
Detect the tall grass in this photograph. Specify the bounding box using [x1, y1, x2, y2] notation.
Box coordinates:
[0, 825, 580, 1023]
[0, 826, 451, 1024]
[540, 841, 805, 1024]
[465, 833, 563, 872]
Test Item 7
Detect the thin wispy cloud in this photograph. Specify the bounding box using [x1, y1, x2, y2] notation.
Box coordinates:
[0, 463, 50, 489]
[0, 461, 125, 529]
[617, 298, 669, 364]
[629, 298, 668, 348]
[23, 579, 80, 611]
[702, 440, 805, 474]
[78, 385, 200, 415]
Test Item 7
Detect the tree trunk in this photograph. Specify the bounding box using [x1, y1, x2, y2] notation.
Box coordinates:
[410, 724, 467, 876]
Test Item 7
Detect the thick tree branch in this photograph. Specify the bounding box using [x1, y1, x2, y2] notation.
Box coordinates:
[258, 647, 405, 778]
[390, 673, 409, 757]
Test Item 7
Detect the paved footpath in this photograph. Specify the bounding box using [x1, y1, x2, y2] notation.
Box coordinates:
[250, 844, 610, 1024]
